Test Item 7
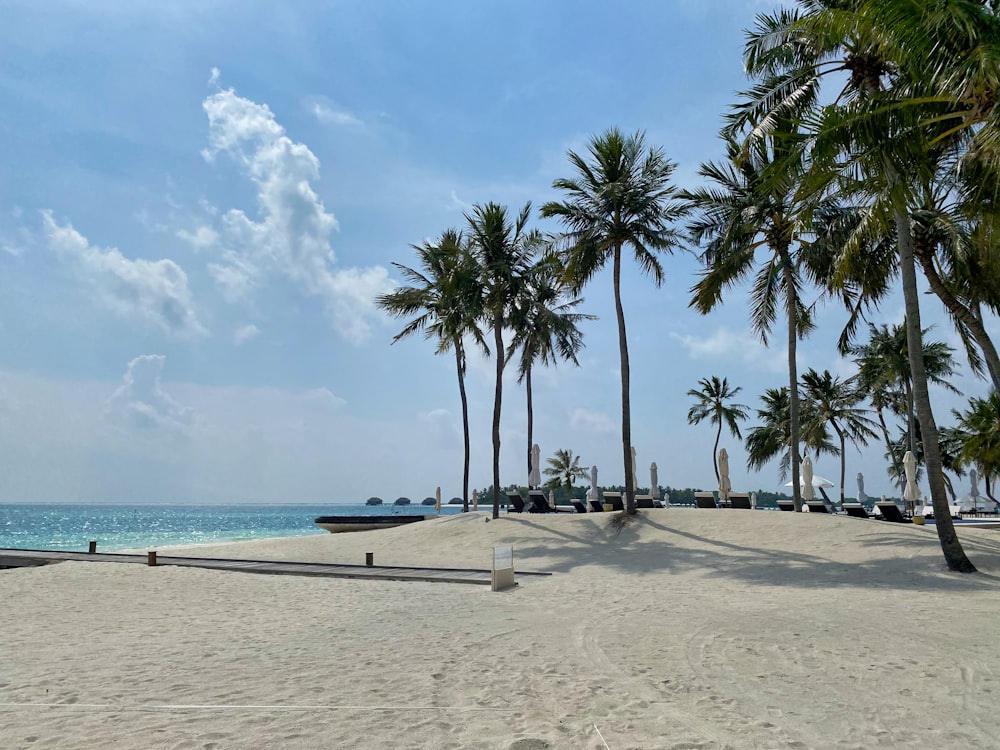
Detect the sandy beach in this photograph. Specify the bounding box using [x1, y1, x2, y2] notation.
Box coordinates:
[3, 510, 1000, 749]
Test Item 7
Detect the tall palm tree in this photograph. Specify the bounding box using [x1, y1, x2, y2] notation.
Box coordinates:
[745, 387, 835, 482]
[686, 376, 749, 484]
[737, 0, 979, 571]
[465, 202, 536, 519]
[543, 448, 589, 500]
[508, 253, 594, 483]
[541, 128, 685, 515]
[684, 126, 836, 511]
[953, 391, 1000, 507]
[799, 368, 878, 504]
[376, 230, 485, 512]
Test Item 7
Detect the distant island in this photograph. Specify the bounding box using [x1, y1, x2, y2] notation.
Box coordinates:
[394, 497, 411, 506]
[366, 497, 383, 506]
[421, 498, 436, 506]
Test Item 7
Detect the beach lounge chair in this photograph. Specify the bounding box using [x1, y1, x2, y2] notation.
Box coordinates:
[572, 500, 588, 514]
[528, 491, 553, 513]
[729, 493, 751, 509]
[843, 503, 870, 519]
[695, 492, 717, 509]
[806, 500, 831, 514]
[506, 492, 526, 513]
[777, 500, 795, 512]
[603, 492, 624, 511]
[589, 499, 605, 512]
[636, 495, 655, 509]
[876, 501, 912, 523]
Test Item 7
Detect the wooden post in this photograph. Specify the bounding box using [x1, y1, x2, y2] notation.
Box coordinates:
[365, 552, 374, 567]
[88, 541, 97, 554]
[147, 551, 157, 566]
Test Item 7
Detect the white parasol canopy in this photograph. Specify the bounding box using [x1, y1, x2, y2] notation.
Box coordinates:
[903, 450, 919, 502]
[784, 474, 834, 490]
[718, 447, 732, 503]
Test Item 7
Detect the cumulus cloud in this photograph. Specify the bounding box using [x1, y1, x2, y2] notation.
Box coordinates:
[670, 326, 785, 374]
[570, 407, 617, 434]
[200, 84, 392, 343]
[105, 355, 194, 435]
[233, 323, 259, 345]
[177, 225, 218, 250]
[420, 408, 460, 448]
[41, 211, 207, 338]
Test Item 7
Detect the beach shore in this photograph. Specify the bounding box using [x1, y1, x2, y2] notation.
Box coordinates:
[3, 510, 1000, 749]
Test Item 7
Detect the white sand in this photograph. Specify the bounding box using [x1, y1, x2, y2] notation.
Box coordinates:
[3, 510, 1000, 749]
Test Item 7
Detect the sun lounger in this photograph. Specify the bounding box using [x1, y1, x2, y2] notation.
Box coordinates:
[876, 501, 912, 523]
[843, 503, 870, 519]
[729, 493, 751, 509]
[528, 491, 553, 513]
[603, 492, 624, 511]
[571, 500, 588, 513]
[506, 492, 526, 513]
[635, 495, 655, 509]
[695, 492, 717, 509]
[806, 500, 831, 513]
[589, 499, 604, 512]
[777, 500, 795, 512]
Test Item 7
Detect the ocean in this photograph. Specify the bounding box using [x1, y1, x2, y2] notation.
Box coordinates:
[0, 502, 466, 552]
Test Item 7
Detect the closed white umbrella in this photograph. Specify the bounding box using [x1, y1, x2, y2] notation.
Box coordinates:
[472, 489, 478, 512]
[650, 462, 659, 500]
[529, 443, 541, 488]
[801, 456, 815, 501]
[857, 472, 867, 504]
[903, 450, 919, 507]
[435, 486, 441, 513]
[718, 447, 731, 503]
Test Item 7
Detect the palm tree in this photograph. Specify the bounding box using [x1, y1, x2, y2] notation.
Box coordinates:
[737, 0, 979, 571]
[508, 253, 594, 483]
[376, 230, 485, 512]
[745, 387, 835, 482]
[543, 448, 589, 500]
[465, 202, 536, 519]
[953, 391, 1000, 507]
[541, 128, 685, 515]
[799, 369, 878, 504]
[684, 125, 837, 511]
[686, 376, 749, 484]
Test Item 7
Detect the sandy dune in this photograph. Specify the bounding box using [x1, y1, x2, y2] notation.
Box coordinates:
[3, 510, 1000, 749]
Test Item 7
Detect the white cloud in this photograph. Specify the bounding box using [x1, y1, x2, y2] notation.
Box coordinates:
[570, 407, 617, 434]
[104, 355, 194, 436]
[233, 323, 259, 345]
[200, 85, 392, 344]
[420, 408, 460, 448]
[303, 387, 346, 409]
[41, 211, 207, 338]
[311, 102, 363, 128]
[670, 326, 785, 374]
[177, 225, 218, 250]
[207, 67, 220, 87]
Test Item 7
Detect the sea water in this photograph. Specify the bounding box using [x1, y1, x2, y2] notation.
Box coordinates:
[0, 502, 465, 552]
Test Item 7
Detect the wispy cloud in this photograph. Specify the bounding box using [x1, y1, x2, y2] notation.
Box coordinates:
[311, 101, 363, 128]
[671, 326, 785, 374]
[233, 323, 259, 345]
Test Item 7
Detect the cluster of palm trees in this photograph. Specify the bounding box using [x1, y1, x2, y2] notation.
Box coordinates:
[380, 1, 1000, 572]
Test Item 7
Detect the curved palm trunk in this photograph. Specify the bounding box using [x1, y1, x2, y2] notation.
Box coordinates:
[491, 313, 504, 520]
[781, 254, 802, 512]
[455, 343, 470, 513]
[897, 211, 975, 572]
[914, 244, 1000, 390]
[833, 423, 846, 505]
[904, 379, 916, 454]
[613, 245, 636, 515]
[874, 406, 905, 492]
[712, 420, 722, 484]
[525, 366, 533, 486]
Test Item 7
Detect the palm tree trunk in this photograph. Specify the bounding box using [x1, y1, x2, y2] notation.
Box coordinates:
[491, 313, 504, 520]
[897, 210, 976, 572]
[526, 366, 533, 485]
[905, 378, 915, 454]
[613, 244, 636, 515]
[712, 420, 722, 485]
[455, 343, 470, 514]
[782, 253, 802, 512]
[914, 244, 1000, 390]
[834, 424, 846, 505]
[875, 406, 905, 492]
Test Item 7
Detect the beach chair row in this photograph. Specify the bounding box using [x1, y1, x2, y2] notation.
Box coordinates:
[505, 491, 665, 513]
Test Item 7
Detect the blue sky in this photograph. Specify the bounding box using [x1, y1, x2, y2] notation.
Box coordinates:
[0, 0, 992, 503]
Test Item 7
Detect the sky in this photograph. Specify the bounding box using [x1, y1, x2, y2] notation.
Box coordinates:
[0, 0, 994, 504]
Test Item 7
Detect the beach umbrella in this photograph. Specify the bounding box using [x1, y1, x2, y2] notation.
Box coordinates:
[783, 474, 834, 490]
[718, 447, 731, 503]
[435, 486, 441, 513]
[549, 489, 556, 509]
[631, 446, 639, 490]
[857, 472, 868, 504]
[529, 443, 541, 488]
[587, 465, 598, 500]
[903, 450, 919, 504]
[801, 456, 815, 501]
[650, 462, 659, 500]
[472, 489, 478, 512]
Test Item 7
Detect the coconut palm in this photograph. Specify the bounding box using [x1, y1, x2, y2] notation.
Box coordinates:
[465, 202, 536, 519]
[541, 128, 685, 514]
[508, 253, 594, 483]
[543, 448, 589, 500]
[376, 230, 485, 512]
[799, 369, 878, 504]
[953, 391, 1000, 506]
[745, 387, 835, 482]
[686, 376, 749, 484]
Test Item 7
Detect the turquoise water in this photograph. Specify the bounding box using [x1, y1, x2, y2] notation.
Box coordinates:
[0, 503, 464, 552]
